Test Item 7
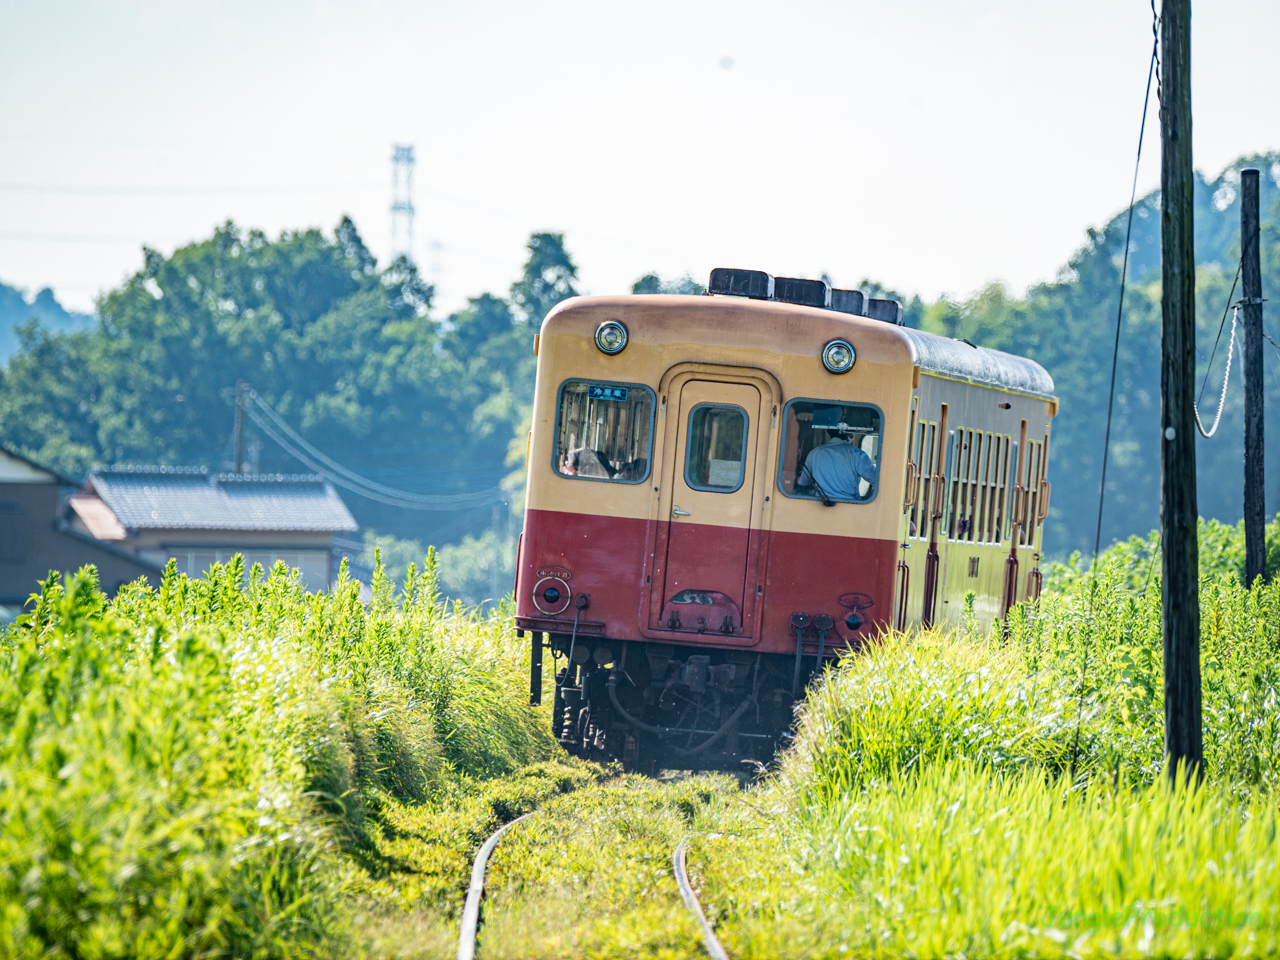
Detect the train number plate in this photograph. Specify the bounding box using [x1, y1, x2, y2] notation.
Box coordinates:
[588, 384, 628, 402]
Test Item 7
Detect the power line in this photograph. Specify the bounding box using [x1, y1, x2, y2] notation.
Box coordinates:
[1091, 4, 1160, 566]
[1073, 3, 1160, 784]
[0, 181, 382, 196]
[244, 390, 506, 510]
[1197, 261, 1241, 405]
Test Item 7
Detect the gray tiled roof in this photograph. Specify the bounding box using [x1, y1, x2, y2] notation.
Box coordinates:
[88, 466, 358, 532]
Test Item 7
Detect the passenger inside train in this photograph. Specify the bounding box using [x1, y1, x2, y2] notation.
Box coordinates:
[782, 402, 881, 503]
[554, 380, 655, 483]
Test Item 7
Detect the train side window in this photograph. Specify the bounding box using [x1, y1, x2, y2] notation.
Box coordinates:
[553, 380, 656, 484]
[684, 403, 747, 493]
[778, 399, 883, 503]
[946, 428, 1013, 544]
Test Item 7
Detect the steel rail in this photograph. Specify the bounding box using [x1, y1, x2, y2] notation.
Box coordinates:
[673, 836, 730, 960]
[457, 811, 536, 960]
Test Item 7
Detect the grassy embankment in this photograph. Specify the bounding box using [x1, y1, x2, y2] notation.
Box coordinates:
[0, 552, 598, 959]
[5, 517, 1280, 959]
[684, 520, 1280, 958]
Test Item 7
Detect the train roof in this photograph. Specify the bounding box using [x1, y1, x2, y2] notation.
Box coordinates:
[898, 327, 1055, 400]
[542, 295, 1056, 401]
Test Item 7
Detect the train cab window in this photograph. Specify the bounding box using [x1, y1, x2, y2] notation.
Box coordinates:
[778, 400, 882, 503]
[554, 380, 655, 483]
[685, 404, 747, 492]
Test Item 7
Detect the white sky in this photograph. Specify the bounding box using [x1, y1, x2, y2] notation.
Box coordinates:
[2, 0, 1278, 315]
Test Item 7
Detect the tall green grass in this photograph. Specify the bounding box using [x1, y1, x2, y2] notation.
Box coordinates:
[0, 552, 552, 958]
[703, 760, 1280, 958]
[713, 526, 1280, 957]
[786, 552, 1280, 801]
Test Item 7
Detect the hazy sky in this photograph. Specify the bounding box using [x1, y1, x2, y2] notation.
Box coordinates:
[3, 0, 1278, 315]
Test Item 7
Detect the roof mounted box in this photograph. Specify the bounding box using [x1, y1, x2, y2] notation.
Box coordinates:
[830, 288, 865, 316]
[773, 277, 831, 309]
[708, 268, 774, 300]
[866, 298, 904, 325]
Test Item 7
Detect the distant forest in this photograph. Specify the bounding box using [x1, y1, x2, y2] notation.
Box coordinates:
[897, 152, 1280, 557]
[0, 281, 92, 361]
[1, 151, 1278, 575]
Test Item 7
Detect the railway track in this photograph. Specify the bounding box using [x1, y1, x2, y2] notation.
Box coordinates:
[458, 814, 728, 960]
[456, 811, 537, 960]
[673, 836, 730, 960]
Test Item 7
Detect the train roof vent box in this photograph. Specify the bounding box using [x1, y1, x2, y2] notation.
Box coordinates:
[866, 298, 905, 325]
[773, 276, 831, 309]
[708, 268, 774, 300]
[707, 267, 903, 325]
[830, 288, 865, 316]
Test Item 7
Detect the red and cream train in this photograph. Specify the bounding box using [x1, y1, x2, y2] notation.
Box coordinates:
[514, 269, 1055, 770]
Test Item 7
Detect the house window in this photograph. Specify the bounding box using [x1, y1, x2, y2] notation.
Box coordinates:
[167, 548, 331, 592]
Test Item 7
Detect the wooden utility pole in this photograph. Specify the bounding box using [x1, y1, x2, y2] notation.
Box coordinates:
[234, 382, 245, 475]
[1241, 168, 1266, 585]
[1159, 0, 1203, 780]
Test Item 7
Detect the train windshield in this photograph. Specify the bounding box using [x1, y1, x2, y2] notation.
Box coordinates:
[554, 380, 655, 483]
[778, 400, 882, 503]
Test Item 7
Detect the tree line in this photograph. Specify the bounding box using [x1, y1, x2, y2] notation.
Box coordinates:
[1, 151, 1277, 569]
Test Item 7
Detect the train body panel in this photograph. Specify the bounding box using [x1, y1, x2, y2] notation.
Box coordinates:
[514, 288, 1056, 770]
[518, 507, 898, 657]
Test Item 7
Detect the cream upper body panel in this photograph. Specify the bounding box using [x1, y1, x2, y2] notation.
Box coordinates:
[526, 295, 1054, 541]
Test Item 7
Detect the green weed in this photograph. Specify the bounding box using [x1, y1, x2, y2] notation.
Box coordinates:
[702, 761, 1280, 959]
[0, 550, 555, 958]
[478, 775, 734, 960]
[702, 530, 1280, 958]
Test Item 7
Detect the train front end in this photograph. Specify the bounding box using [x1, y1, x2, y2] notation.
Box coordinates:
[515, 282, 916, 771]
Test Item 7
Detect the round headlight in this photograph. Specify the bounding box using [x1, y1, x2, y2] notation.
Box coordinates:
[595, 321, 628, 355]
[822, 339, 856, 374]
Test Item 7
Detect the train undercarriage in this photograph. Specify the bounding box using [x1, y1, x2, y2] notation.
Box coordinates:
[535, 632, 823, 773]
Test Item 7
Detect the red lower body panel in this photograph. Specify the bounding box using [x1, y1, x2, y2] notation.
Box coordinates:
[515, 508, 897, 657]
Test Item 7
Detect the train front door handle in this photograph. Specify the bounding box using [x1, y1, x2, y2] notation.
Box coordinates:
[672, 506, 691, 518]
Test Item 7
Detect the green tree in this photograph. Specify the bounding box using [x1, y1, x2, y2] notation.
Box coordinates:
[509, 232, 578, 325]
[631, 273, 705, 295]
[0, 218, 556, 549]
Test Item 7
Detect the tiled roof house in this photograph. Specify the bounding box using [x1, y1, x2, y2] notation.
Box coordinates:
[1, 445, 161, 619]
[67, 466, 358, 591]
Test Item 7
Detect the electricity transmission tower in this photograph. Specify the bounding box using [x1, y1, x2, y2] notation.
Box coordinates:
[390, 144, 415, 262]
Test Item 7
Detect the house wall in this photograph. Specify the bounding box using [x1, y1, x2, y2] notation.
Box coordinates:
[148, 546, 332, 592]
[0, 482, 162, 606]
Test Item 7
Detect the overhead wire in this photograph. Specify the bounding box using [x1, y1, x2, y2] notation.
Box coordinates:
[1091, 0, 1160, 566]
[1074, 1, 1160, 783]
[1193, 305, 1240, 439]
[1197, 261, 1241, 406]
[243, 390, 507, 510]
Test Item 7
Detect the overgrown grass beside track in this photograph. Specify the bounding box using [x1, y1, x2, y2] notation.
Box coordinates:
[0, 553, 567, 959]
[5, 523, 1280, 959]
[698, 526, 1280, 958]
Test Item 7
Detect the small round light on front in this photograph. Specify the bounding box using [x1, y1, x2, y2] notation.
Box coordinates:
[822, 339, 856, 373]
[595, 321, 628, 355]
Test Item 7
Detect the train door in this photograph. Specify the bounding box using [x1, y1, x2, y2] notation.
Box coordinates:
[648, 379, 763, 637]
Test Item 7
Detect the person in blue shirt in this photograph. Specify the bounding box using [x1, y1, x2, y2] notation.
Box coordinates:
[797, 406, 878, 502]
